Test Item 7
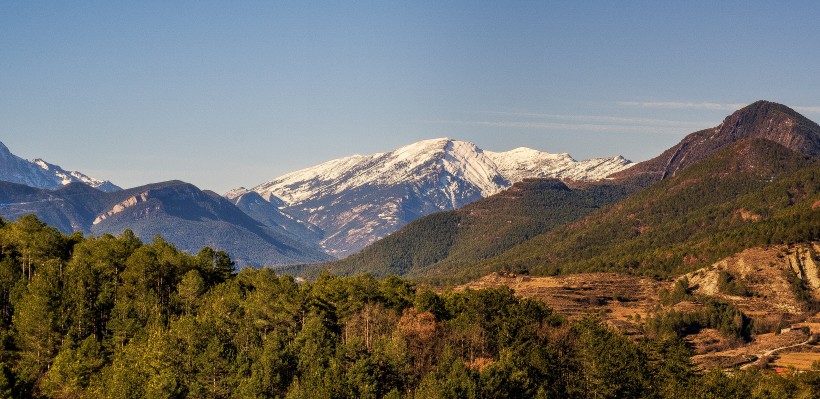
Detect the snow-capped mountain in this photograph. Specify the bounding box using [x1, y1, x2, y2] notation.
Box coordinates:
[234, 138, 632, 257]
[31, 158, 122, 192]
[0, 141, 121, 192]
[485, 147, 631, 183]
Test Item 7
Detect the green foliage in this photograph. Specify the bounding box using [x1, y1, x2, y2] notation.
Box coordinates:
[660, 276, 694, 305]
[646, 299, 753, 341]
[490, 141, 820, 279]
[717, 270, 752, 297]
[325, 179, 635, 283]
[571, 317, 651, 398]
[783, 269, 814, 306]
[0, 213, 817, 398]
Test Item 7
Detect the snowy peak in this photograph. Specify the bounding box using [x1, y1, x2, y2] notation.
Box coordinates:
[224, 187, 250, 200]
[234, 138, 632, 256]
[0, 141, 121, 192]
[252, 137, 504, 205]
[484, 146, 632, 182]
[32, 158, 121, 192]
[251, 137, 628, 208]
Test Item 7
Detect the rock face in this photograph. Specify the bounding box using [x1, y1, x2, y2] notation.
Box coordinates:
[0, 141, 121, 191]
[236, 138, 632, 256]
[611, 100, 820, 181]
[685, 243, 820, 314]
[227, 190, 322, 244]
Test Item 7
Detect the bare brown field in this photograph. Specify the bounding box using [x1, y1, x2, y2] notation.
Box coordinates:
[691, 330, 811, 370]
[771, 350, 820, 371]
[458, 272, 666, 333]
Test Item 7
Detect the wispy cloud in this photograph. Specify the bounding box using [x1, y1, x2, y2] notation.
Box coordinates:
[617, 101, 747, 111]
[424, 110, 710, 135]
[618, 101, 820, 114]
[429, 119, 690, 134]
[478, 111, 711, 128]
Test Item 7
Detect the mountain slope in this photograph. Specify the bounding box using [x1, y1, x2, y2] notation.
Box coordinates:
[611, 100, 820, 181]
[0, 180, 330, 266]
[239, 138, 632, 256]
[0, 181, 110, 233]
[481, 138, 819, 282]
[317, 178, 635, 278]
[92, 181, 331, 266]
[301, 101, 820, 283]
[226, 190, 323, 245]
[0, 141, 121, 191]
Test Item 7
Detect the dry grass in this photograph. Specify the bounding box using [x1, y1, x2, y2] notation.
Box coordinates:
[771, 351, 820, 371]
[458, 272, 666, 334]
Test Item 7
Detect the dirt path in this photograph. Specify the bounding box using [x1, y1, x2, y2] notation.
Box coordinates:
[739, 337, 814, 369]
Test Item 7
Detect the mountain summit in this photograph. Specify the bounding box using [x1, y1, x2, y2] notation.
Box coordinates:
[232, 138, 631, 256]
[0, 141, 121, 192]
[612, 100, 820, 181]
[316, 101, 820, 282]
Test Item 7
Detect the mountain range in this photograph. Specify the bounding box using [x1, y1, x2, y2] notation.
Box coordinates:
[0, 142, 121, 192]
[0, 179, 330, 266]
[0, 137, 630, 265]
[231, 138, 632, 256]
[317, 100, 820, 283]
[4, 100, 816, 274]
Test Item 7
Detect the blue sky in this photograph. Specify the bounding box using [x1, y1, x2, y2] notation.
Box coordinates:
[2, 1, 819, 193]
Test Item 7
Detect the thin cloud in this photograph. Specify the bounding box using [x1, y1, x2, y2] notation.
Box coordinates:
[428, 119, 688, 134]
[478, 111, 711, 128]
[617, 101, 747, 111]
[618, 101, 820, 114]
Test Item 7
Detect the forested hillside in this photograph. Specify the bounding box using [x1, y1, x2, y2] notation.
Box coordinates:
[320, 179, 635, 279]
[302, 102, 820, 285]
[481, 139, 820, 282]
[0, 215, 818, 398]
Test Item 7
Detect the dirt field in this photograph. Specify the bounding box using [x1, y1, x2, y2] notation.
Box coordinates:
[458, 272, 666, 333]
[771, 351, 820, 371]
[691, 330, 812, 370]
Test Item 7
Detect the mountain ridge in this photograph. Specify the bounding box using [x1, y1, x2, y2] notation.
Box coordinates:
[0, 141, 121, 192]
[234, 137, 632, 256]
[0, 179, 330, 266]
[314, 177, 635, 279]
[611, 100, 820, 181]
[301, 101, 820, 283]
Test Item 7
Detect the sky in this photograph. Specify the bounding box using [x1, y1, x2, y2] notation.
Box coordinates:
[2, 1, 819, 193]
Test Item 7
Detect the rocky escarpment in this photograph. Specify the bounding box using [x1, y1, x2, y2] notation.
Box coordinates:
[684, 243, 820, 314]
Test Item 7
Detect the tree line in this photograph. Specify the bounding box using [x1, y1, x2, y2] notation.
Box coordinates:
[0, 214, 818, 398]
